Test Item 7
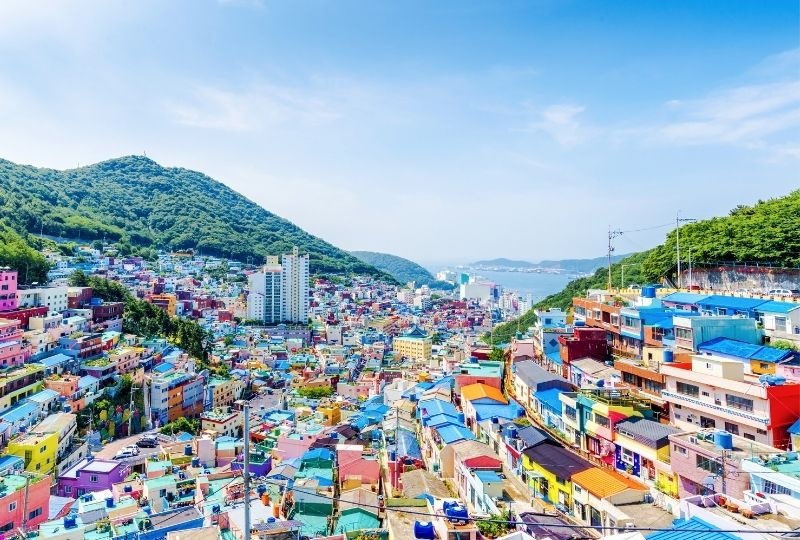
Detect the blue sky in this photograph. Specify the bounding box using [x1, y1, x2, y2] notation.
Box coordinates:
[0, 0, 797, 265]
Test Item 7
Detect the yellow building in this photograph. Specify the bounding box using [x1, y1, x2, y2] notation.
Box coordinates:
[207, 377, 245, 408]
[0, 364, 45, 412]
[522, 444, 593, 507]
[5, 430, 59, 474]
[393, 326, 432, 362]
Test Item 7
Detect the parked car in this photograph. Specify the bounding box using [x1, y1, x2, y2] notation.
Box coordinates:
[767, 288, 794, 297]
[137, 437, 158, 448]
[114, 448, 137, 460]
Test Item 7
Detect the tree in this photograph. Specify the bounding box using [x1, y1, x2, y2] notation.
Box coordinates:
[772, 339, 797, 351]
[160, 417, 199, 435]
[297, 386, 334, 399]
[488, 347, 506, 362]
[476, 510, 512, 538]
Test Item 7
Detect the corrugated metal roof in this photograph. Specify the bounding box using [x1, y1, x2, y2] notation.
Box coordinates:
[755, 300, 800, 314]
[522, 444, 592, 479]
[698, 337, 794, 363]
[461, 383, 507, 403]
[662, 292, 710, 304]
[615, 418, 680, 448]
[645, 517, 738, 540]
[572, 467, 646, 498]
[697, 295, 768, 310]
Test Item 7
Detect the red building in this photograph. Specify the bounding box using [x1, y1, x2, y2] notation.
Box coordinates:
[91, 302, 124, 323]
[68, 287, 93, 308]
[558, 326, 608, 378]
[0, 306, 48, 329]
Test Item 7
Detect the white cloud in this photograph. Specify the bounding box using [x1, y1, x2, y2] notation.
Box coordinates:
[526, 103, 589, 146]
[657, 48, 800, 154]
[166, 83, 341, 132]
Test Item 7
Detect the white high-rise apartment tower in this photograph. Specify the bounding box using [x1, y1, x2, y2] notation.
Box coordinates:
[280, 246, 309, 323]
[246, 260, 283, 324]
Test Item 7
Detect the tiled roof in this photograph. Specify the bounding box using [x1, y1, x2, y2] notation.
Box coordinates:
[571, 467, 646, 498]
[615, 418, 680, 448]
[463, 455, 503, 469]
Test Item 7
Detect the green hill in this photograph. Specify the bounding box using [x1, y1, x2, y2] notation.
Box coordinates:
[0, 156, 386, 277]
[351, 251, 451, 288]
[488, 190, 800, 344]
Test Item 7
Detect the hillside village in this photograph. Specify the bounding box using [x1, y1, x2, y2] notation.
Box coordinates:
[0, 241, 797, 540]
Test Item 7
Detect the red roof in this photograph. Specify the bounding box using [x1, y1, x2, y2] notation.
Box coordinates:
[463, 455, 503, 470]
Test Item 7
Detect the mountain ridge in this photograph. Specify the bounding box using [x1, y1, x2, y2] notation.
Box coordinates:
[470, 253, 630, 273]
[0, 155, 387, 277]
[350, 250, 451, 288]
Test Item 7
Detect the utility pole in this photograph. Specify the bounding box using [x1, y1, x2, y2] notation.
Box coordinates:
[243, 401, 251, 538]
[676, 211, 696, 289]
[128, 384, 138, 436]
[607, 227, 623, 291]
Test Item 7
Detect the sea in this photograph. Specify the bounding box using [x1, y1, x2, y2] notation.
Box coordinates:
[473, 270, 574, 301]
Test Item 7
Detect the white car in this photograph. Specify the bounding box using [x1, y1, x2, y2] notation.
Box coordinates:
[114, 448, 138, 460]
[767, 288, 793, 297]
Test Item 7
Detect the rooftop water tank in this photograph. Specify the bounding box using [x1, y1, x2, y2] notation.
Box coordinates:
[596, 379, 605, 388]
[507, 425, 518, 439]
[63, 516, 77, 529]
[574, 320, 585, 327]
[445, 503, 469, 525]
[414, 521, 436, 540]
[124, 485, 133, 493]
[714, 431, 733, 451]
[211, 505, 221, 514]
[191, 457, 200, 468]
[105, 497, 114, 508]
[184, 444, 193, 456]
[642, 286, 656, 298]
[663, 350, 674, 363]
[257, 484, 267, 496]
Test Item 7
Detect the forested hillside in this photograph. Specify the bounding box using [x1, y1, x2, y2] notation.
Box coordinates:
[351, 251, 451, 288]
[488, 191, 800, 344]
[0, 156, 385, 276]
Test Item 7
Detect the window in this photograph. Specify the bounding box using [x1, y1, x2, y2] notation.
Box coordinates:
[8, 502, 16, 512]
[621, 448, 634, 465]
[594, 414, 610, 428]
[28, 508, 41, 520]
[763, 480, 792, 495]
[0, 523, 13, 532]
[726, 395, 754, 412]
[756, 428, 767, 435]
[65, 486, 72, 494]
[565, 405, 577, 421]
[701, 391, 710, 397]
[744, 433, 756, 441]
[675, 327, 692, 340]
[700, 416, 716, 429]
[696, 455, 722, 475]
[90, 475, 98, 483]
[724, 422, 739, 435]
[673, 444, 687, 456]
[676, 382, 699, 398]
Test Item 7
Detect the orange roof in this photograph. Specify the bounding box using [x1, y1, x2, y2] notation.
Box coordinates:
[571, 467, 647, 498]
[461, 383, 508, 404]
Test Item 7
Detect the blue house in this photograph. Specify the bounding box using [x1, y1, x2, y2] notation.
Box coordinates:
[696, 295, 768, 318]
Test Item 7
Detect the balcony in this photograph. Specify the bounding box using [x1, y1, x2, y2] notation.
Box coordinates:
[661, 391, 769, 425]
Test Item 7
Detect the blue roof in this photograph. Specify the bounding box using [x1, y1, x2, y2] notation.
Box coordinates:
[153, 362, 174, 373]
[661, 292, 710, 304]
[475, 470, 503, 483]
[437, 424, 475, 444]
[78, 375, 99, 389]
[755, 300, 800, 314]
[697, 295, 768, 310]
[646, 517, 737, 540]
[0, 402, 38, 423]
[787, 418, 800, 435]
[473, 401, 525, 422]
[27, 389, 60, 404]
[36, 353, 72, 368]
[302, 448, 334, 462]
[426, 413, 462, 428]
[417, 398, 459, 420]
[698, 337, 794, 363]
[533, 389, 563, 413]
[392, 429, 422, 460]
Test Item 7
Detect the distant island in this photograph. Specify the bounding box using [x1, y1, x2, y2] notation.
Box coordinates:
[467, 253, 631, 275]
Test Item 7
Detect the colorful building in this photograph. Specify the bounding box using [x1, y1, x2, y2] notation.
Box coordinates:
[5, 430, 59, 473]
[521, 443, 592, 508]
[393, 325, 432, 362]
[0, 472, 51, 531]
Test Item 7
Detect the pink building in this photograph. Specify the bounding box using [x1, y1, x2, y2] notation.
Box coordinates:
[0, 269, 18, 311]
[337, 444, 380, 490]
[0, 472, 51, 531]
[273, 434, 320, 462]
[0, 318, 30, 368]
